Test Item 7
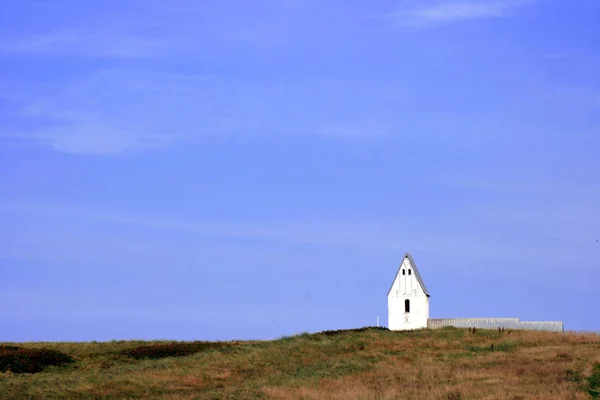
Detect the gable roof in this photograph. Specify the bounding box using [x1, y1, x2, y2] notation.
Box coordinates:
[387, 252, 430, 297]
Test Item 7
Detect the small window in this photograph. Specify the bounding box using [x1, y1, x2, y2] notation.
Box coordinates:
[402, 269, 405, 275]
[405, 299, 410, 313]
[408, 269, 412, 275]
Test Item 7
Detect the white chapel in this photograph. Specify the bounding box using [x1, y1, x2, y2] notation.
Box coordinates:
[387, 252, 430, 330]
[387, 253, 564, 332]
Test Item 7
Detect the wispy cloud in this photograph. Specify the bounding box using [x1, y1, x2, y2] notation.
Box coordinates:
[26, 125, 175, 155]
[6, 71, 257, 154]
[0, 1, 344, 59]
[0, 199, 422, 252]
[1, 29, 173, 58]
[391, 0, 534, 28]
[4, 70, 403, 155]
[2, 199, 591, 267]
[0, 0, 195, 59]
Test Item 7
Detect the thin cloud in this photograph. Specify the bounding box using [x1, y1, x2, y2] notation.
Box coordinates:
[7, 71, 246, 155]
[391, 0, 534, 28]
[0, 29, 171, 58]
[28, 125, 175, 155]
[0, 199, 585, 266]
[5, 70, 408, 155]
[0, 200, 417, 252]
[0, 1, 343, 58]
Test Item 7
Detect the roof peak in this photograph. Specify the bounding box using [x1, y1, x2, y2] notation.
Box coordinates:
[387, 252, 430, 297]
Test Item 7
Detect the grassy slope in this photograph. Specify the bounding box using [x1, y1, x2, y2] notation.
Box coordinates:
[1, 327, 600, 399]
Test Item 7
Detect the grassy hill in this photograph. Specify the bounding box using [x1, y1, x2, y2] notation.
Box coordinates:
[1, 327, 600, 399]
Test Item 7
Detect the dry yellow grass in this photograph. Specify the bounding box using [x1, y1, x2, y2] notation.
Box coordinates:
[1, 327, 599, 399]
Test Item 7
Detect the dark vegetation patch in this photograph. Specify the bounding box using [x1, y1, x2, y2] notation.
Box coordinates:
[316, 326, 389, 337]
[0, 345, 74, 374]
[568, 363, 600, 399]
[588, 363, 600, 398]
[399, 326, 467, 340]
[446, 391, 462, 400]
[119, 341, 234, 360]
[566, 368, 584, 384]
[556, 352, 572, 361]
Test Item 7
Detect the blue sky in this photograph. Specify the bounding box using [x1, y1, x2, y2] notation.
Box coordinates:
[1, 0, 599, 341]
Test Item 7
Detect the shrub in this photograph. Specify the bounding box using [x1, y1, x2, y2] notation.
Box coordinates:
[0, 345, 75, 374]
[120, 341, 232, 360]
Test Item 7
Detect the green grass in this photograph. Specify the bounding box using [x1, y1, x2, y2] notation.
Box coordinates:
[588, 363, 600, 398]
[1, 327, 599, 399]
[466, 341, 519, 353]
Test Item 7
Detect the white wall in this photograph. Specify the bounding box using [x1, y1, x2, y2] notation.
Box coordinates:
[388, 257, 429, 330]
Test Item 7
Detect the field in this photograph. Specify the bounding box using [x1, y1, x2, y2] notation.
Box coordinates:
[1, 327, 600, 399]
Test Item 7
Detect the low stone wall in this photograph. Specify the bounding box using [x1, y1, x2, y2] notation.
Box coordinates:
[427, 318, 564, 332]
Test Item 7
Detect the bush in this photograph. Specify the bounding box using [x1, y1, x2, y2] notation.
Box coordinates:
[0, 345, 75, 374]
[120, 341, 232, 360]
